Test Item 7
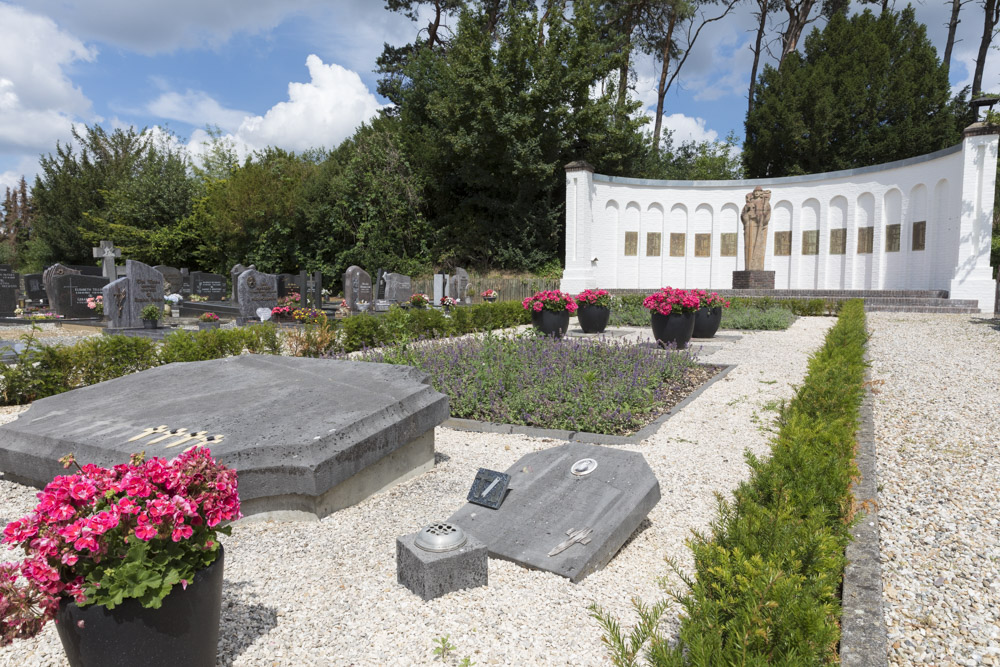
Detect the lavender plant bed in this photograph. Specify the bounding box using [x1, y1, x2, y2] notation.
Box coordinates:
[358, 333, 720, 436]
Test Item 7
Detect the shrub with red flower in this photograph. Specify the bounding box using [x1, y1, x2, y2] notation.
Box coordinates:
[693, 289, 731, 310]
[522, 290, 578, 314]
[642, 287, 701, 316]
[0, 448, 240, 646]
[409, 293, 431, 308]
[271, 305, 293, 319]
[575, 289, 612, 309]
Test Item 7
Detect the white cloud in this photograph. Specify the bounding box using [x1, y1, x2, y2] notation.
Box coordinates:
[147, 90, 250, 132]
[662, 113, 720, 145]
[0, 156, 39, 192]
[0, 3, 96, 155]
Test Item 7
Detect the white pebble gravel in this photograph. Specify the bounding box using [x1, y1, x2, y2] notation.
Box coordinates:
[0, 318, 835, 666]
[869, 313, 1000, 667]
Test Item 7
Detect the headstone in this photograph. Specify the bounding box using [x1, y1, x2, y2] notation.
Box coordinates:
[276, 273, 297, 299]
[23, 273, 46, 305]
[0, 265, 18, 316]
[153, 265, 183, 295]
[449, 442, 660, 583]
[298, 271, 309, 305]
[230, 264, 255, 303]
[100, 260, 164, 328]
[0, 356, 449, 520]
[448, 268, 470, 303]
[383, 273, 413, 304]
[50, 274, 109, 319]
[43, 263, 80, 305]
[311, 271, 323, 308]
[433, 273, 447, 305]
[190, 271, 227, 300]
[375, 269, 386, 300]
[237, 269, 278, 322]
[343, 266, 372, 312]
[66, 265, 103, 276]
[91, 240, 121, 283]
[179, 268, 191, 296]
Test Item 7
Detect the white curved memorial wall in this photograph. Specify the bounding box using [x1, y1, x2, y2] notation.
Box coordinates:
[561, 125, 998, 313]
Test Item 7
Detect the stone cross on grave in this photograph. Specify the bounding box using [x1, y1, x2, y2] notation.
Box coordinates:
[91, 240, 121, 283]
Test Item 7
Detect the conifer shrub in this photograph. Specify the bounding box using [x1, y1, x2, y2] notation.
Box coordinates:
[592, 300, 867, 665]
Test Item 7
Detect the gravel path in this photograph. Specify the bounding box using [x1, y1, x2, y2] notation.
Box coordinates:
[869, 313, 1000, 667]
[0, 318, 834, 666]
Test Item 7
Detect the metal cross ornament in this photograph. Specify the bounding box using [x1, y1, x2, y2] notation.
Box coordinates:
[547, 527, 594, 557]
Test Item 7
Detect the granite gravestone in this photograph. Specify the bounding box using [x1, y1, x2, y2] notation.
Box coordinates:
[0, 266, 18, 316]
[343, 266, 372, 312]
[448, 268, 470, 303]
[449, 442, 660, 583]
[0, 356, 449, 520]
[66, 265, 102, 276]
[230, 264, 255, 303]
[50, 274, 108, 318]
[101, 260, 164, 328]
[154, 266, 183, 295]
[43, 263, 80, 306]
[276, 274, 297, 299]
[237, 269, 278, 321]
[190, 272, 227, 300]
[23, 274, 46, 304]
[383, 273, 413, 304]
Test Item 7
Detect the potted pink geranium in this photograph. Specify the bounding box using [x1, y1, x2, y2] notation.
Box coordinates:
[197, 312, 220, 331]
[642, 287, 701, 349]
[692, 290, 731, 339]
[0, 448, 241, 666]
[522, 290, 578, 337]
[575, 289, 612, 334]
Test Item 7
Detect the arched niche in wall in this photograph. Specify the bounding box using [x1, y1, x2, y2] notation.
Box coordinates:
[855, 192, 876, 289]
[883, 188, 903, 288]
[828, 196, 849, 289]
[800, 198, 821, 288]
[619, 201, 641, 287]
[603, 200, 620, 287]
[933, 179, 951, 287]
[718, 203, 741, 281]
[642, 203, 665, 287]
[907, 184, 929, 288]
[771, 200, 793, 288]
[667, 203, 689, 287]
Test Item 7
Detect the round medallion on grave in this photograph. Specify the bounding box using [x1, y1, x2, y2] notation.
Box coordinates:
[571, 458, 598, 476]
[246, 275, 256, 289]
[415, 522, 468, 552]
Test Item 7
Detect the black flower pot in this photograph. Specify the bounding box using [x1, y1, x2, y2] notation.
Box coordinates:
[56, 547, 225, 667]
[692, 306, 723, 339]
[650, 311, 696, 349]
[531, 309, 570, 337]
[142, 319, 159, 329]
[577, 305, 610, 334]
[484, 296, 498, 303]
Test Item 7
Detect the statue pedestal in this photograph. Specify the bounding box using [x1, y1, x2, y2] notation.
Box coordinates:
[732, 270, 775, 289]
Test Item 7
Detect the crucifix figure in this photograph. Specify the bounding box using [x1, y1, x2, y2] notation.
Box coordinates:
[91, 240, 121, 283]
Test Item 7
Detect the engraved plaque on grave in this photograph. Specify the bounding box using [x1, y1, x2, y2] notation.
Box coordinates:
[190, 272, 227, 300]
[383, 273, 412, 304]
[773, 231, 791, 256]
[624, 231, 638, 256]
[669, 233, 686, 257]
[343, 266, 372, 311]
[467, 468, 511, 510]
[857, 227, 874, 254]
[885, 224, 901, 252]
[802, 230, 819, 256]
[51, 274, 108, 318]
[830, 228, 847, 255]
[0, 265, 18, 316]
[720, 232, 737, 257]
[646, 232, 661, 257]
[912, 221, 926, 251]
[237, 269, 278, 321]
[23, 273, 46, 304]
[694, 233, 711, 258]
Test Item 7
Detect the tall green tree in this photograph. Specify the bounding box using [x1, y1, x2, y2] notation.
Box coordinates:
[744, 7, 964, 177]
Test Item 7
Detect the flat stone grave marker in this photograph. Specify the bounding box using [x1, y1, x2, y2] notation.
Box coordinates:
[449, 442, 660, 583]
[0, 356, 449, 520]
[237, 269, 278, 321]
[448, 268, 470, 303]
[343, 266, 372, 312]
[190, 271, 227, 300]
[230, 263, 255, 303]
[23, 273, 46, 304]
[102, 260, 165, 328]
[43, 263, 80, 305]
[50, 274, 108, 318]
[383, 273, 413, 304]
[154, 265, 183, 295]
[0, 265, 18, 316]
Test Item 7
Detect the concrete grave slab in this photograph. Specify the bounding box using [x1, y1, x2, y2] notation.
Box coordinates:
[0, 356, 449, 520]
[448, 442, 660, 582]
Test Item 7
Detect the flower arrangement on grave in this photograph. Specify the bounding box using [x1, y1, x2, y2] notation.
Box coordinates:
[694, 290, 731, 310]
[277, 292, 301, 308]
[270, 305, 293, 320]
[140, 304, 162, 322]
[86, 295, 104, 316]
[164, 294, 182, 305]
[481, 289, 498, 300]
[13, 307, 23, 317]
[575, 289, 612, 309]
[642, 287, 701, 316]
[198, 312, 220, 323]
[27, 313, 62, 321]
[440, 296, 457, 307]
[522, 290, 578, 314]
[187, 294, 209, 303]
[0, 447, 241, 646]
[292, 307, 324, 324]
[409, 293, 431, 309]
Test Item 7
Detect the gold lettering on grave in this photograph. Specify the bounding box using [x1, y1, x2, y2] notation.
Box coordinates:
[624, 232, 638, 256]
[646, 232, 661, 257]
[773, 231, 791, 256]
[912, 221, 926, 251]
[830, 229, 846, 255]
[720, 233, 737, 257]
[695, 234, 711, 257]
[670, 233, 686, 257]
[127, 426, 226, 451]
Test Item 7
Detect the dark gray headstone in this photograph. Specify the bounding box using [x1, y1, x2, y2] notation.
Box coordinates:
[190, 272, 227, 300]
[343, 266, 372, 312]
[100, 260, 164, 328]
[383, 273, 412, 304]
[0, 356, 449, 520]
[23, 274, 46, 304]
[230, 264, 255, 303]
[67, 265, 102, 276]
[312, 271, 323, 308]
[43, 263, 80, 306]
[0, 265, 18, 316]
[51, 274, 108, 318]
[276, 273, 298, 299]
[237, 269, 278, 321]
[449, 443, 660, 583]
[179, 268, 191, 296]
[153, 265, 183, 295]
[448, 268, 470, 303]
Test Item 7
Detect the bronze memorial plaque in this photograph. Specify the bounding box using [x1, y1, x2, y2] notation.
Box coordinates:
[694, 234, 711, 257]
[646, 232, 661, 257]
[912, 221, 926, 251]
[624, 231, 638, 256]
[669, 233, 686, 257]
[774, 231, 791, 256]
[802, 230, 819, 255]
[830, 228, 846, 255]
[720, 233, 737, 257]
[857, 227, 874, 254]
[885, 224, 901, 252]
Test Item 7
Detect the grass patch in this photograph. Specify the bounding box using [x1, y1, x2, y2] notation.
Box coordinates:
[608, 294, 797, 331]
[721, 305, 796, 330]
[357, 333, 716, 436]
[592, 299, 867, 665]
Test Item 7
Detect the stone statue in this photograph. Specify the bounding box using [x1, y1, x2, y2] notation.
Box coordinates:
[740, 186, 772, 271]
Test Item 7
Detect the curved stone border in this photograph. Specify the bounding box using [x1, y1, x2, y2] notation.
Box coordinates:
[839, 360, 889, 666]
[442, 364, 737, 445]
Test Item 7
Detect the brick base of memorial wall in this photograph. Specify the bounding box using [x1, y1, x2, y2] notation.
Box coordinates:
[731, 270, 776, 290]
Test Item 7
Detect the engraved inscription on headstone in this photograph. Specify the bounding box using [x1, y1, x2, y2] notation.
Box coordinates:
[383, 273, 413, 304]
[343, 266, 372, 311]
[720, 233, 737, 257]
[669, 233, 686, 257]
[694, 233, 711, 257]
[467, 468, 511, 510]
[0, 265, 18, 316]
[43, 263, 80, 306]
[830, 228, 847, 255]
[624, 231, 638, 256]
[230, 264, 255, 303]
[153, 265, 182, 294]
[52, 274, 108, 318]
[23, 273, 46, 304]
[237, 269, 278, 321]
[448, 268, 470, 303]
[773, 231, 791, 256]
[276, 273, 297, 298]
[646, 232, 661, 257]
[912, 221, 926, 251]
[101, 260, 164, 328]
[190, 272, 227, 300]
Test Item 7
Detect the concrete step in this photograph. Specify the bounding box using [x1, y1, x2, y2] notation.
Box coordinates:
[864, 304, 980, 314]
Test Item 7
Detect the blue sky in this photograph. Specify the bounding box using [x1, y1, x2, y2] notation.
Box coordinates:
[1, 0, 996, 191]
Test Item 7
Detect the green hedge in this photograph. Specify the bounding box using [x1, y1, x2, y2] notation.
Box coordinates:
[593, 299, 867, 665]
